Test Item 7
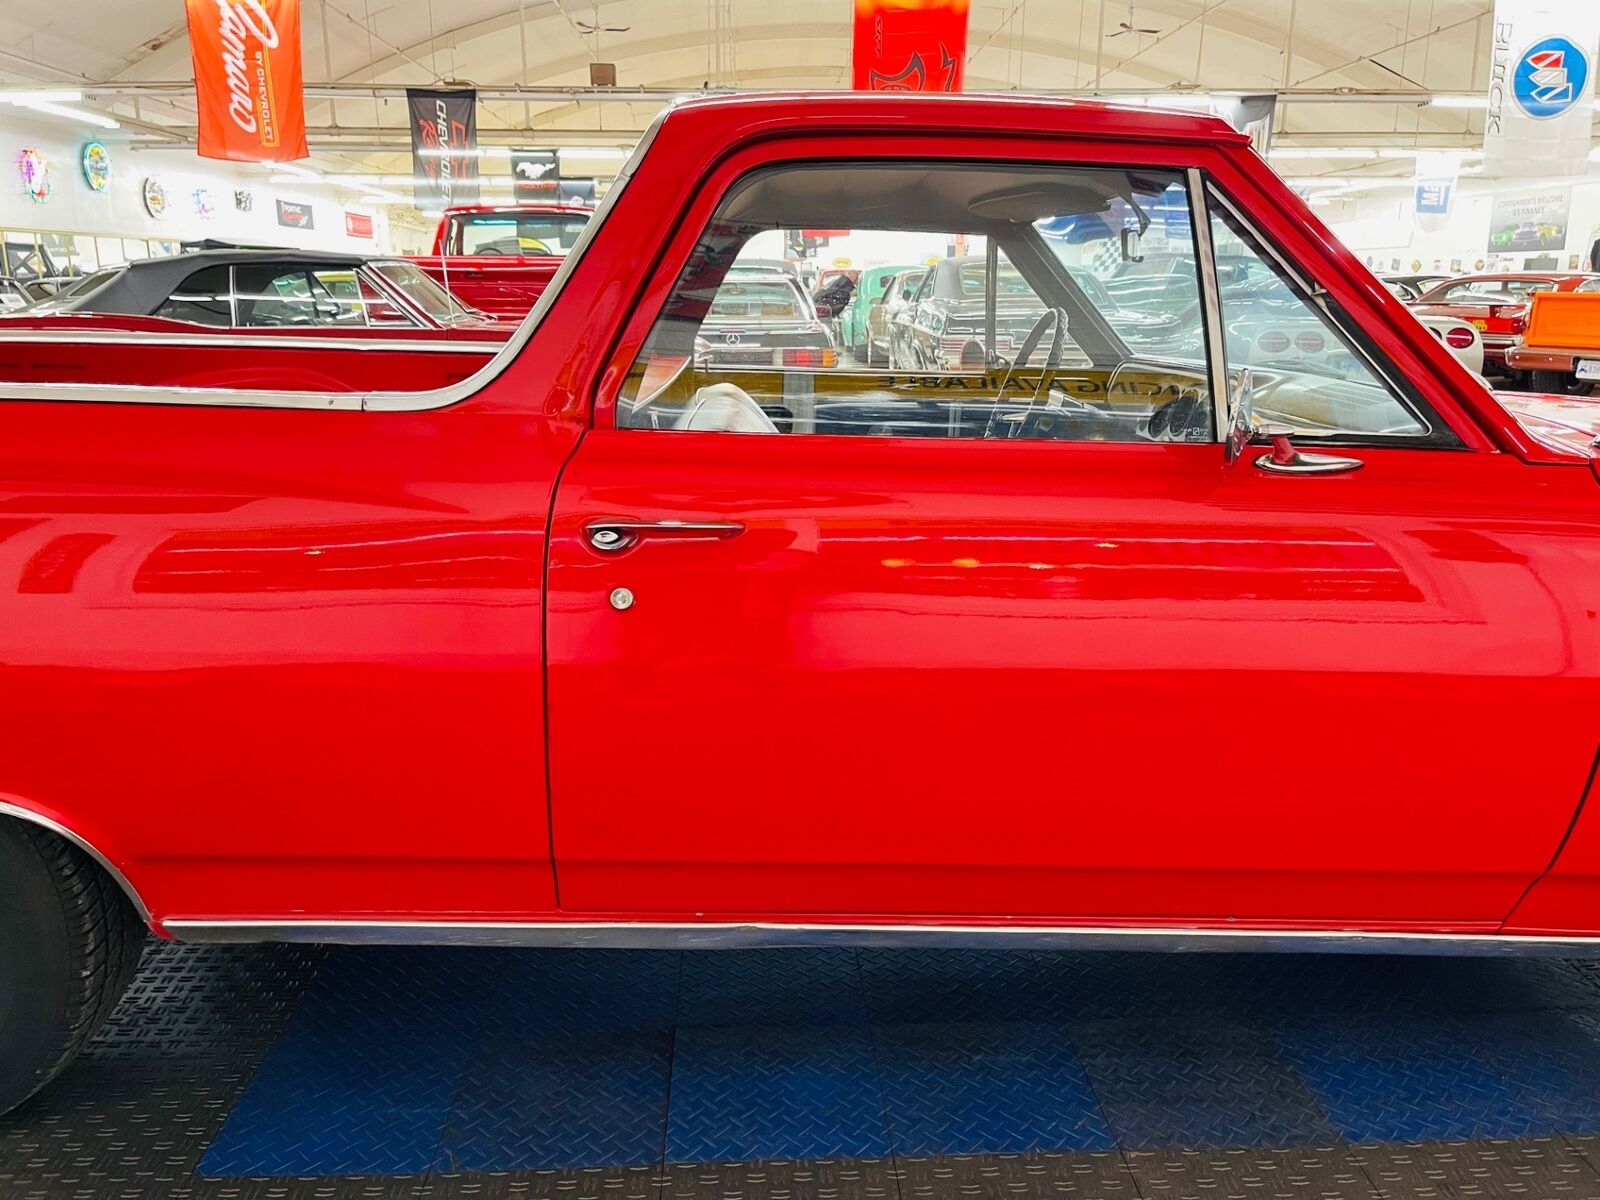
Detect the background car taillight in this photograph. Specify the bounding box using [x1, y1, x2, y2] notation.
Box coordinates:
[1444, 326, 1475, 350]
[1256, 330, 1290, 353]
[1293, 330, 1325, 354]
[781, 347, 837, 367]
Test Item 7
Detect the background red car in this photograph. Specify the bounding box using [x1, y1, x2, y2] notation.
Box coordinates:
[408, 203, 592, 318]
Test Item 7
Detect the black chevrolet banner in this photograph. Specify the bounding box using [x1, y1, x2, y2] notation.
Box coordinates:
[407, 88, 479, 212]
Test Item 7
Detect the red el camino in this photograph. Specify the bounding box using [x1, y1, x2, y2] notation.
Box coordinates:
[0, 94, 1598, 1116]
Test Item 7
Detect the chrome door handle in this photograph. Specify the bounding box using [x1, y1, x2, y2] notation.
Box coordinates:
[586, 520, 745, 552]
[1253, 424, 1363, 476]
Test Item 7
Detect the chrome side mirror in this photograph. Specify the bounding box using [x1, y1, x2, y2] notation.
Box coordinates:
[1223, 368, 1256, 465]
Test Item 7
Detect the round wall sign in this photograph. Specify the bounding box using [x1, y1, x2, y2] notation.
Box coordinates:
[18, 148, 50, 203]
[80, 141, 111, 192]
[142, 177, 168, 219]
[1513, 37, 1590, 120]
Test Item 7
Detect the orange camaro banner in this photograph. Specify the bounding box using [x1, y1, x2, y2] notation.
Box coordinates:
[186, 0, 309, 162]
[851, 0, 970, 92]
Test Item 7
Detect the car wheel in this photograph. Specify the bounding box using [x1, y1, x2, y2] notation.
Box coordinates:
[0, 820, 145, 1116]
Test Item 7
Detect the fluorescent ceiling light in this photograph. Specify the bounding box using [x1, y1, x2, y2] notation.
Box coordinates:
[0, 90, 85, 105]
[558, 146, 630, 158]
[1271, 148, 1379, 159]
[1431, 95, 1487, 108]
[268, 161, 322, 180]
[0, 96, 119, 129]
[1272, 147, 1483, 160]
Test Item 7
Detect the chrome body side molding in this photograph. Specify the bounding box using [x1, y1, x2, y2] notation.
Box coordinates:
[0, 801, 151, 923]
[162, 919, 1600, 957]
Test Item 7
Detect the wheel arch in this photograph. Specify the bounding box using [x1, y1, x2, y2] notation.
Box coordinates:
[0, 799, 151, 924]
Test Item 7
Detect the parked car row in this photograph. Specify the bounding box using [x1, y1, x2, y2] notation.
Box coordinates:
[1386, 271, 1600, 393]
[821, 254, 1487, 380]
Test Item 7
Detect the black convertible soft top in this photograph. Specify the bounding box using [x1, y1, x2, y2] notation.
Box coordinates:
[60, 248, 376, 315]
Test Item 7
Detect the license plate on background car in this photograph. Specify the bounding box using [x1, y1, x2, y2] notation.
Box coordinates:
[1471, 319, 1489, 331]
[1576, 360, 1600, 381]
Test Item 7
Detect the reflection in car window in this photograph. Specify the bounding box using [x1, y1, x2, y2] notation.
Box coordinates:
[372, 260, 474, 321]
[617, 161, 1216, 444]
[709, 279, 808, 320]
[157, 265, 232, 327]
[1207, 191, 1426, 438]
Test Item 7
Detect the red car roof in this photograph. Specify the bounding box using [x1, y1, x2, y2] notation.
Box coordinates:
[663, 91, 1249, 146]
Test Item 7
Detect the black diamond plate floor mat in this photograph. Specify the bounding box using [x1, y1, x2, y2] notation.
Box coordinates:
[9, 941, 1600, 1198]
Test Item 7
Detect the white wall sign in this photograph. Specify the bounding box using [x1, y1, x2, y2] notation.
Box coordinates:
[1485, 0, 1600, 176]
[1486, 188, 1572, 253]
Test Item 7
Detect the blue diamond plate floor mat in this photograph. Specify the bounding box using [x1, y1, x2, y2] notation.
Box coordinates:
[194, 947, 1600, 1177]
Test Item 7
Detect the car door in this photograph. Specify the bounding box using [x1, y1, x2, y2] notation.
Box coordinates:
[544, 147, 1600, 929]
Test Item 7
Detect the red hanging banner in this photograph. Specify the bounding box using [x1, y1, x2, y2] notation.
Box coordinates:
[851, 0, 970, 92]
[186, 0, 309, 162]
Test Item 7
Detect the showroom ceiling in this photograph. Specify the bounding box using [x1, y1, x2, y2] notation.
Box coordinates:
[0, 0, 1530, 187]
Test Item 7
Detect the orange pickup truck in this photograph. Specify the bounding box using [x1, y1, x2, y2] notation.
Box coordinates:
[1505, 284, 1600, 393]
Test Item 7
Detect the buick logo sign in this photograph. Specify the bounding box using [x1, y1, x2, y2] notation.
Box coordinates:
[1513, 37, 1590, 119]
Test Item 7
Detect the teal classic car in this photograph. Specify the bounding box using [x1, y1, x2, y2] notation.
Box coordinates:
[838, 263, 917, 363]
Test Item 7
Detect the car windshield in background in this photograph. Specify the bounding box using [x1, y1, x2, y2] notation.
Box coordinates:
[372, 260, 476, 321]
[957, 265, 1036, 297]
[709, 280, 805, 320]
[453, 212, 590, 256]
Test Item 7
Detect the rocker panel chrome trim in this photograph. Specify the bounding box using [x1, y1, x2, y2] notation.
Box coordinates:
[0, 801, 151, 923]
[162, 919, 1600, 957]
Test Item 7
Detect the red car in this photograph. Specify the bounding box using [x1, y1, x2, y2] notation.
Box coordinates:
[409, 203, 592, 318]
[0, 249, 514, 391]
[1, 93, 1599, 1116]
[1411, 272, 1600, 378]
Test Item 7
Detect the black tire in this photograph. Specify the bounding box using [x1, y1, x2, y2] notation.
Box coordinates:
[0, 821, 145, 1116]
[1529, 369, 1569, 394]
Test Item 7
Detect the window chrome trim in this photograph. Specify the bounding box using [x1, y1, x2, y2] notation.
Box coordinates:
[1201, 181, 1441, 443]
[0, 107, 670, 416]
[1185, 168, 1230, 443]
[0, 801, 150, 923]
[0, 330, 498, 354]
[163, 918, 1600, 958]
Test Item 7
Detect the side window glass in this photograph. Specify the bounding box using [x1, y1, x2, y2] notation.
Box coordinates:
[235, 266, 366, 327]
[618, 162, 1215, 444]
[356, 275, 415, 325]
[156, 265, 232, 327]
[234, 266, 315, 327]
[309, 270, 371, 325]
[1207, 190, 1427, 438]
